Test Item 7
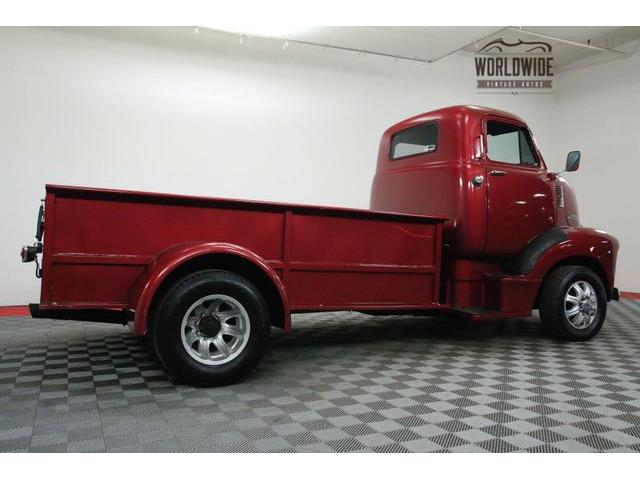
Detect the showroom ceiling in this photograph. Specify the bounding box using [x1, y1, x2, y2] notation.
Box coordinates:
[202, 25, 640, 68]
[52, 26, 640, 69]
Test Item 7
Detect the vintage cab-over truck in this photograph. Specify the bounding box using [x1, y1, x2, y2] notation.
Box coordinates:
[21, 105, 619, 385]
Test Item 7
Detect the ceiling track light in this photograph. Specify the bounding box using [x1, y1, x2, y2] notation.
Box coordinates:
[509, 27, 629, 56]
[202, 27, 433, 63]
[270, 37, 432, 63]
[204, 26, 632, 65]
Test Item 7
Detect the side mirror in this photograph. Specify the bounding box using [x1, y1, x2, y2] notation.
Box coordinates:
[565, 151, 581, 172]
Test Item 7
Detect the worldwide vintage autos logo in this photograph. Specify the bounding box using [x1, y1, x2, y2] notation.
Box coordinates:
[474, 38, 553, 94]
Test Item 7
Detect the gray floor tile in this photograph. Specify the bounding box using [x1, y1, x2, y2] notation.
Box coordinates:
[0, 301, 639, 452]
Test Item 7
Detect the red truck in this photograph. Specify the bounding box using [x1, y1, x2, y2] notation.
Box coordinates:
[20, 105, 619, 386]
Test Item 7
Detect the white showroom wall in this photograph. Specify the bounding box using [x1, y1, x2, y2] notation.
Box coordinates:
[554, 44, 640, 293]
[0, 26, 621, 305]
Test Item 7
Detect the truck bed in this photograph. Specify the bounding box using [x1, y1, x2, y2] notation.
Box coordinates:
[39, 184, 446, 317]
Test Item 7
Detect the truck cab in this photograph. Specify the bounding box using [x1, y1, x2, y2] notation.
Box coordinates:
[371, 105, 618, 315]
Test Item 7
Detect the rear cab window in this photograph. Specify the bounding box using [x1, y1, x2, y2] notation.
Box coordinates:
[486, 121, 539, 167]
[390, 122, 438, 160]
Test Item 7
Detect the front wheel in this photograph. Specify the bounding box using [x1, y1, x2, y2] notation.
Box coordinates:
[152, 270, 270, 386]
[539, 265, 607, 341]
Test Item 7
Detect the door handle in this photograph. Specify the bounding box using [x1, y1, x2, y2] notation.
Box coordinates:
[489, 170, 507, 176]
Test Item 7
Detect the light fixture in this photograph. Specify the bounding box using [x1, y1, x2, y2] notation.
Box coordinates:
[199, 24, 311, 39]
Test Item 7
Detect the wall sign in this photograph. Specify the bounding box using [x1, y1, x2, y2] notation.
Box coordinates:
[474, 38, 554, 94]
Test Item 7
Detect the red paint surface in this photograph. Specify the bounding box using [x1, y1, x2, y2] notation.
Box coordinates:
[371, 105, 580, 257]
[371, 105, 618, 311]
[39, 185, 445, 334]
[23, 105, 620, 333]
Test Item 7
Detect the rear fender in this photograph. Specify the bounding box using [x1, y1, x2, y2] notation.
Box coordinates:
[129, 242, 289, 335]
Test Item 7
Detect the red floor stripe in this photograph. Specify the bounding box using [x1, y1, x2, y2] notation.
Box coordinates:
[621, 291, 640, 300]
[0, 305, 31, 316]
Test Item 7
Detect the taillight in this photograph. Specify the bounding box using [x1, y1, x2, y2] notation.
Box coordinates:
[21, 243, 42, 263]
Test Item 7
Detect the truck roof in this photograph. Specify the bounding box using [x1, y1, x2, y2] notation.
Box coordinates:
[385, 105, 526, 136]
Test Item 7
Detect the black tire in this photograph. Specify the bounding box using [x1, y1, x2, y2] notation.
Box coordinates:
[151, 269, 270, 386]
[146, 331, 168, 371]
[539, 265, 607, 341]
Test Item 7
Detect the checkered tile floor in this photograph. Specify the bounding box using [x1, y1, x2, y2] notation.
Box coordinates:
[1, 299, 640, 452]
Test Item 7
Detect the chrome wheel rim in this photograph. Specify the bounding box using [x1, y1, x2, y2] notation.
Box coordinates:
[180, 294, 250, 365]
[564, 280, 598, 330]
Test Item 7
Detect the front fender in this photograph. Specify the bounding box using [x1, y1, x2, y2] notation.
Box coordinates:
[129, 242, 289, 336]
[529, 227, 619, 296]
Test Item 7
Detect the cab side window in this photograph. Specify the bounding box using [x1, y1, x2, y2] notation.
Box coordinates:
[391, 122, 438, 160]
[487, 121, 539, 166]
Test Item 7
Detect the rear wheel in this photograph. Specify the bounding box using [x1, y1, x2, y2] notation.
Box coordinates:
[152, 270, 270, 386]
[539, 265, 607, 341]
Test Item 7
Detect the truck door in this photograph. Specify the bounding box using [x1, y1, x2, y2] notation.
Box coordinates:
[484, 117, 555, 257]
